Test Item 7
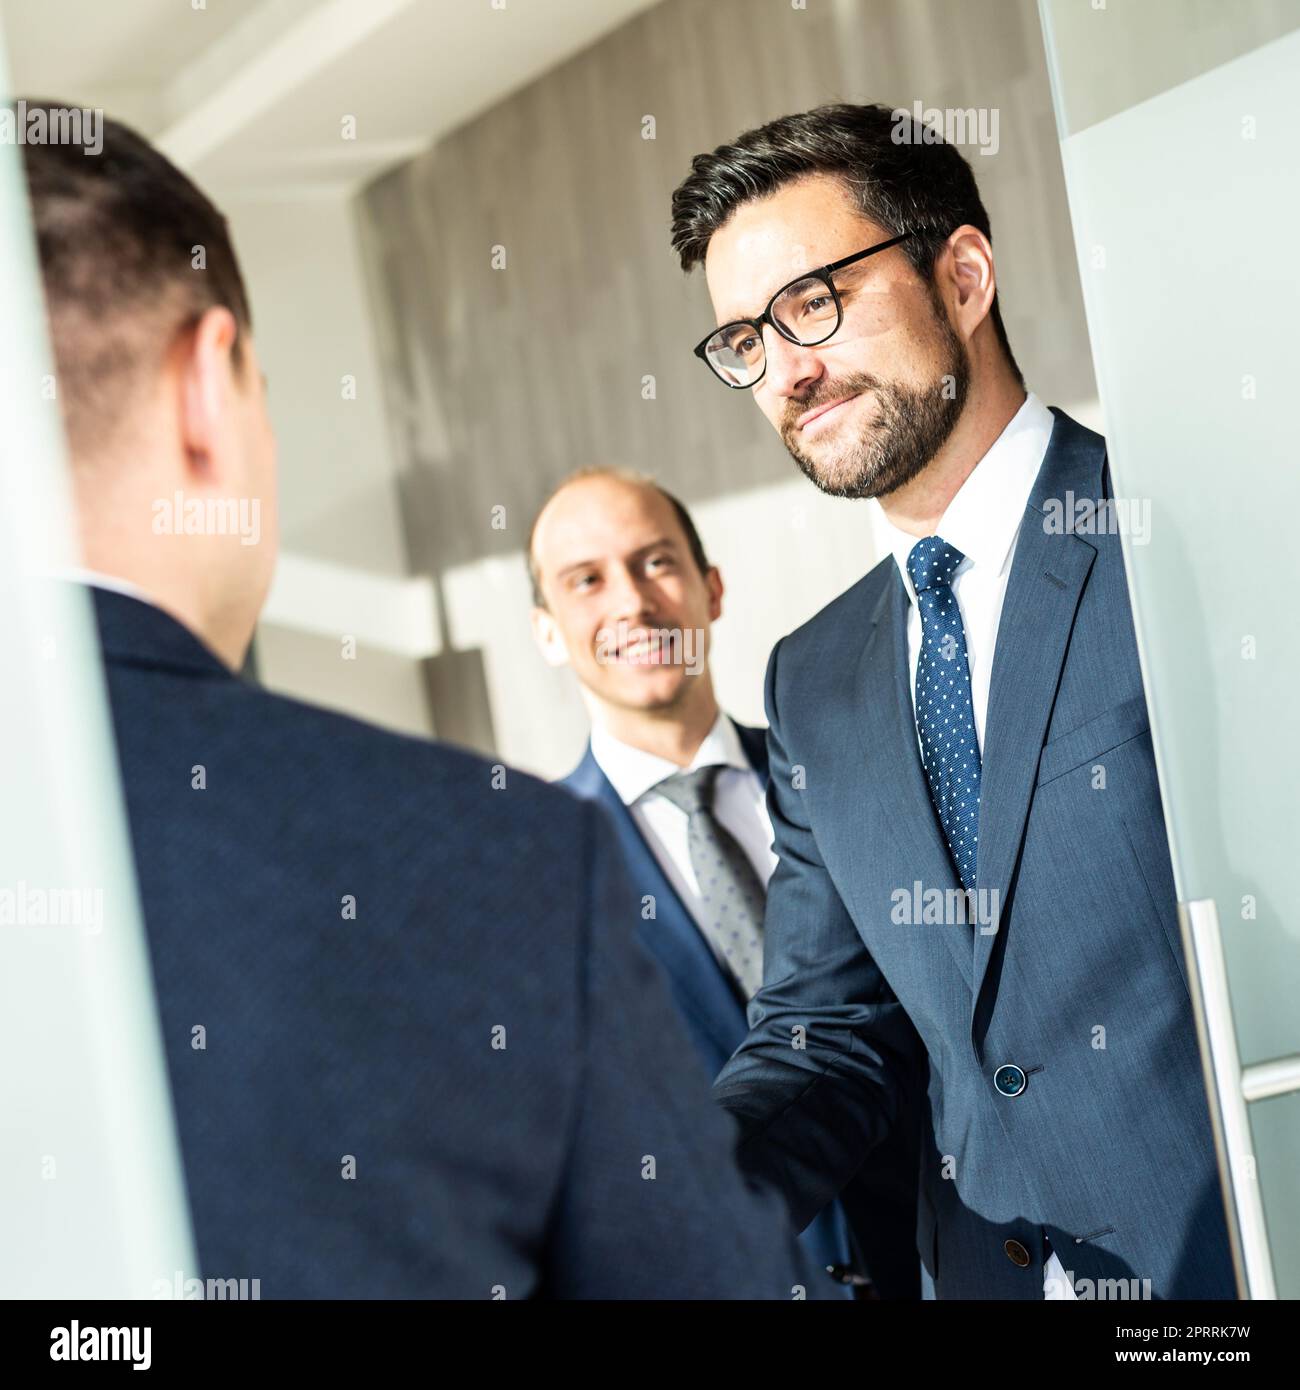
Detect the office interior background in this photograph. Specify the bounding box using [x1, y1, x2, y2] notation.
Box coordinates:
[1, 0, 1296, 1300]
[1, 0, 1103, 776]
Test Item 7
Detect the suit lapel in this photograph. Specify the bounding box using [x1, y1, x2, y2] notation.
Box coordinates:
[852, 572, 974, 991]
[733, 720, 770, 786]
[971, 411, 1102, 1012]
[563, 748, 748, 1057]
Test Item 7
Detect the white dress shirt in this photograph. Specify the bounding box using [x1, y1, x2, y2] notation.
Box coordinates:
[589, 711, 776, 980]
[881, 391, 1055, 757]
[879, 391, 1077, 1301]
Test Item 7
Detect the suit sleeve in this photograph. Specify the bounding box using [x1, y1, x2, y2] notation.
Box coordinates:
[544, 800, 838, 1299]
[712, 635, 926, 1232]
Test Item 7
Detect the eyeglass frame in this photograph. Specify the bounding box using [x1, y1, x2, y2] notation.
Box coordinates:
[692, 231, 914, 389]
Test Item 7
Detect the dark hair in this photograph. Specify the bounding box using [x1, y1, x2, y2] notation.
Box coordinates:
[670, 102, 1022, 386]
[17, 98, 252, 453]
[528, 468, 711, 608]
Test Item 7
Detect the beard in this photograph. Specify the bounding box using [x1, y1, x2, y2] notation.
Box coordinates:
[778, 305, 970, 500]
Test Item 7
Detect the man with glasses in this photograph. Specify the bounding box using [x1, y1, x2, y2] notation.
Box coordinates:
[669, 103, 1235, 1300]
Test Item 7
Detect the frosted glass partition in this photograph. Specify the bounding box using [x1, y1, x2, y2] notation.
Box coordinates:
[1039, 0, 1300, 1299]
[0, 51, 195, 1291]
[1041, 0, 1300, 136]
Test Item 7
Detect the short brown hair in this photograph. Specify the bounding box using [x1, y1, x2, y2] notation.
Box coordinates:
[671, 102, 1023, 387]
[18, 98, 252, 455]
[527, 468, 711, 608]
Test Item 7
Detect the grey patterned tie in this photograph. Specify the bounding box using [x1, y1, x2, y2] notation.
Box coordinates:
[651, 764, 766, 1000]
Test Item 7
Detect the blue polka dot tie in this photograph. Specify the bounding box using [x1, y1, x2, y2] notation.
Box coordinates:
[651, 764, 766, 999]
[906, 536, 980, 891]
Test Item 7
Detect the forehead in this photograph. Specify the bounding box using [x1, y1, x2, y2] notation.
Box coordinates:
[533, 478, 683, 568]
[703, 173, 888, 323]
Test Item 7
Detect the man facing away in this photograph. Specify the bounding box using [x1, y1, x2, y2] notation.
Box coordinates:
[668, 103, 1236, 1300]
[529, 468, 923, 1299]
[16, 102, 830, 1299]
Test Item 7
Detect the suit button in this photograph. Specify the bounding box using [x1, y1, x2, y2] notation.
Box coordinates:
[993, 1063, 1027, 1097]
[1004, 1239, 1031, 1268]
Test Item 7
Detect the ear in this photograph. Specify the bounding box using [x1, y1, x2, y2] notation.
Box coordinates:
[530, 604, 571, 669]
[940, 225, 996, 342]
[177, 306, 241, 485]
[705, 565, 724, 624]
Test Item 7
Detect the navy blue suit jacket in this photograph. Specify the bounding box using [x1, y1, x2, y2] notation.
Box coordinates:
[90, 588, 832, 1298]
[714, 409, 1236, 1300]
[562, 723, 921, 1299]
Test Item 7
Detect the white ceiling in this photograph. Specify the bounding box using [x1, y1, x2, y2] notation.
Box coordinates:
[1, 0, 660, 196]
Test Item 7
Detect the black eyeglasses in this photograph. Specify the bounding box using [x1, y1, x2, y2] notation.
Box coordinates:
[693, 232, 913, 389]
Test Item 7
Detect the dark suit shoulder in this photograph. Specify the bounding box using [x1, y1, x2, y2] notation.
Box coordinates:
[778, 553, 897, 663]
[101, 652, 600, 1295]
[111, 660, 590, 876]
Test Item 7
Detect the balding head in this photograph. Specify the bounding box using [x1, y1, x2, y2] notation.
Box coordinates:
[528, 468, 709, 610]
[528, 469, 723, 727]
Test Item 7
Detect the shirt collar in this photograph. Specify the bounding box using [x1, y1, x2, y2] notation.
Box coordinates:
[590, 709, 749, 807]
[49, 566, 157, 606]
[883, 391, 1054, 603]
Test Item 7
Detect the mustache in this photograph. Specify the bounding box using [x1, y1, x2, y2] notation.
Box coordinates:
[780, 372, 883, 434]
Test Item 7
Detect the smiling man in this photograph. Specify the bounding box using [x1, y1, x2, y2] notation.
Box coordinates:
[529, 468, 922, 1299]
[669, 103, 1235, 1300]
[530, 470, 722, 768]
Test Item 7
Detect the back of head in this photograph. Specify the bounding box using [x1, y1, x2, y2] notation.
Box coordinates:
[18, 99, 275, 669]
[19, 98, 252, 459]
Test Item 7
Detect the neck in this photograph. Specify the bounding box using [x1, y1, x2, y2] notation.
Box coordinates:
[72, 449, 259, 674]
[596, 678, 721, 767]
[76, 538, 250, 673]
[879, 375, 1027, 538]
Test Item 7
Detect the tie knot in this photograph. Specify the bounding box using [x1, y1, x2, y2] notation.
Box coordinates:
[907, 536, 965, 594]
[651, 763, 723, 815]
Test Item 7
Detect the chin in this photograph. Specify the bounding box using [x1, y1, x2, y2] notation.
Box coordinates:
[613, 669, 688, 710]
[807, 453, 870, 497]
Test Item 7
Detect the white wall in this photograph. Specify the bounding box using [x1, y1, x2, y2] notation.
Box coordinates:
[219, 191, 434, 738]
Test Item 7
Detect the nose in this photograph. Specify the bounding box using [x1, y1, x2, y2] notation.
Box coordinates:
[604, 564, 656, 623]
[761, 323, 824, 398]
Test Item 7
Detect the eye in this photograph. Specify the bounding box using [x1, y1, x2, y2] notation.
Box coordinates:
[793, 288, 836, 320]
[721, 327, 762, 361]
